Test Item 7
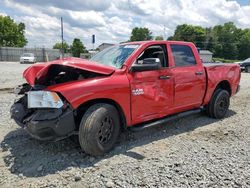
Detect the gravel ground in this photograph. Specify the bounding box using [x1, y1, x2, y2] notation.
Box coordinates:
[0, 62, 33, 90]
[0, 67, 249, 187]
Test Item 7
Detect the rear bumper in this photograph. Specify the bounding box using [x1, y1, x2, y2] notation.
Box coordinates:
[10, 98, 76, 141]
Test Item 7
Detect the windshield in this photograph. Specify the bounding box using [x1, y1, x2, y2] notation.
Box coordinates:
[90, 44, 139, 68]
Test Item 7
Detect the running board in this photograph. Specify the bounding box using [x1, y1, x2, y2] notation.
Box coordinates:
[130, 108, 202, 131]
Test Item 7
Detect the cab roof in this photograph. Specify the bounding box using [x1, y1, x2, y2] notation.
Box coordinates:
[121, 40, 195, 46]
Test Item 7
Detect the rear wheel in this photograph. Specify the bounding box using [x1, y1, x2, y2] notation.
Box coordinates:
[206, 89, 230, 119]
[79, 103, 120, 156]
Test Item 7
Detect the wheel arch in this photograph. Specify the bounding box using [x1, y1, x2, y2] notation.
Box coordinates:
[214, 80, 232, 96]
[75, 98, 127, 131]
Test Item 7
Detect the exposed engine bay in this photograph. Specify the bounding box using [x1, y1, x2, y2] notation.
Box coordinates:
[35, 64, 105, 86]
[10, 65, 105, 140]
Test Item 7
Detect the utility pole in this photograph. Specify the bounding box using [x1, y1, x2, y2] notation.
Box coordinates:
[61, 17, 64, 58]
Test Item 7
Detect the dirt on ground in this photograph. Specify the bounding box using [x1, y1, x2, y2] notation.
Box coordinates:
[0, 62, 31, 90]
[0, 63, 249, 187]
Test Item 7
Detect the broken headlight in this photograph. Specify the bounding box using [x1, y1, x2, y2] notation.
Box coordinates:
[27, 91, 64, 109]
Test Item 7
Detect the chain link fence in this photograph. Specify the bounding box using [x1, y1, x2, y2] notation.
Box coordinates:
[0, 47, 61, 62]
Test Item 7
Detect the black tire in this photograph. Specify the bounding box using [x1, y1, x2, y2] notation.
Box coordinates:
[79, 103, 121, 156]
[206, 89, 230, 119]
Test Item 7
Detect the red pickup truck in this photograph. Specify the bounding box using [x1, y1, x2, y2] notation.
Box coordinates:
[11, 41, 241, 156]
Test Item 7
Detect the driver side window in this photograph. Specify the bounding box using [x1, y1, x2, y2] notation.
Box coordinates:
[137, 45, 168, 67]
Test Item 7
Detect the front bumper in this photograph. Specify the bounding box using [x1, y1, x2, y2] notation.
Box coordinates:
[10, 97, 76, 141]
[20, 59, 35, 63]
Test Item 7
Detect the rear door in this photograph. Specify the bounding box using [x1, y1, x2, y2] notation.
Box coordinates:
[170, 44, 206, 109]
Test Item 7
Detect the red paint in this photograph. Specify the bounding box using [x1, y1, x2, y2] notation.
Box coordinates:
[23, 41, 241, 127]
[23, 57, 115, 85]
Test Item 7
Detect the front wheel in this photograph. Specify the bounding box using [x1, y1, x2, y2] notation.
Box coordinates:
[79, 103, 121, 156]
[206, 89, 230, 119]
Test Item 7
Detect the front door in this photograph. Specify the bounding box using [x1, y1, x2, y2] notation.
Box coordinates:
[128, 45, 174, 125]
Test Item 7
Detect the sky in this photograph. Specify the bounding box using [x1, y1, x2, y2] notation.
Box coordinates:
[0, 0, 250, 49]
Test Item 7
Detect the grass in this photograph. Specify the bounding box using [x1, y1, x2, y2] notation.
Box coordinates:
[213, 58, 241, 63]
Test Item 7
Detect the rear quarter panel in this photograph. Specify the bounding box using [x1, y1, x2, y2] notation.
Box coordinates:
[203, 63, 241, 105]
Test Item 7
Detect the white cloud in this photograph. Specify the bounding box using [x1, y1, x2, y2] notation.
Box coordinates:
[7, 0, 111, 11]
[1, 0, 250, 49]
[108, 16, 133, 37]
[0, 12, 7, 16]
[67, 11, 106, 27]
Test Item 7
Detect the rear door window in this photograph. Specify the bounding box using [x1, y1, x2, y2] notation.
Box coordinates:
[170, 45, 196, 67]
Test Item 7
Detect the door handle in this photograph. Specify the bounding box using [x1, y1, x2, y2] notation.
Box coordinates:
[195, 71, 204, 76]
[159, 75, 171, 80]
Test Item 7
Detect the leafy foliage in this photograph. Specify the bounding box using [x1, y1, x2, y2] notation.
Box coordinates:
[130, 27, 153, 41]
[238, 29, 250, 60]
[168, 22, 250, 60]
[0, 15, 27, 47]
[212, 22, 238, 59]
[155, 36, 164, 40]
[53, 42, 70, 53]
[70, 38, 87, 57]
[169, 24, 206, 48]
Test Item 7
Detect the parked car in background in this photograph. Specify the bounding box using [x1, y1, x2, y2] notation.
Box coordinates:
[238, 58, 250, 72]
[20, 53, 36, 64]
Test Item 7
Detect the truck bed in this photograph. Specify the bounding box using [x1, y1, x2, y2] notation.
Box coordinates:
[202, 62, 241, 105]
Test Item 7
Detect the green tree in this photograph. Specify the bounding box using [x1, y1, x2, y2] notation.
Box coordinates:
[155, 35, 164, 40]
[130, 27, 153, 41]
[0, 15, 27, 47]
[212, 22, 238, 59]
[53, 42, 69, 53]
[168, 22, 250, 60]
[203, 27, 215, 51]
[70, 38, 87, 57]
[167, 36, 174, 40]
[170, 24, 206, 48]
[238, 29, 250, 60]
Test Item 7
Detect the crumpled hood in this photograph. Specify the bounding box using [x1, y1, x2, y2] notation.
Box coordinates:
[23, 57, 115, 85]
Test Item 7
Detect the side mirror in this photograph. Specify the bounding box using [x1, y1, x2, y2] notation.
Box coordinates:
[130, 58, 161, 72]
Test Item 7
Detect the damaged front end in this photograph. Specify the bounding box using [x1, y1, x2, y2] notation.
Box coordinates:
[10, 58, 115, 141]
[10, 86, 76, 141]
